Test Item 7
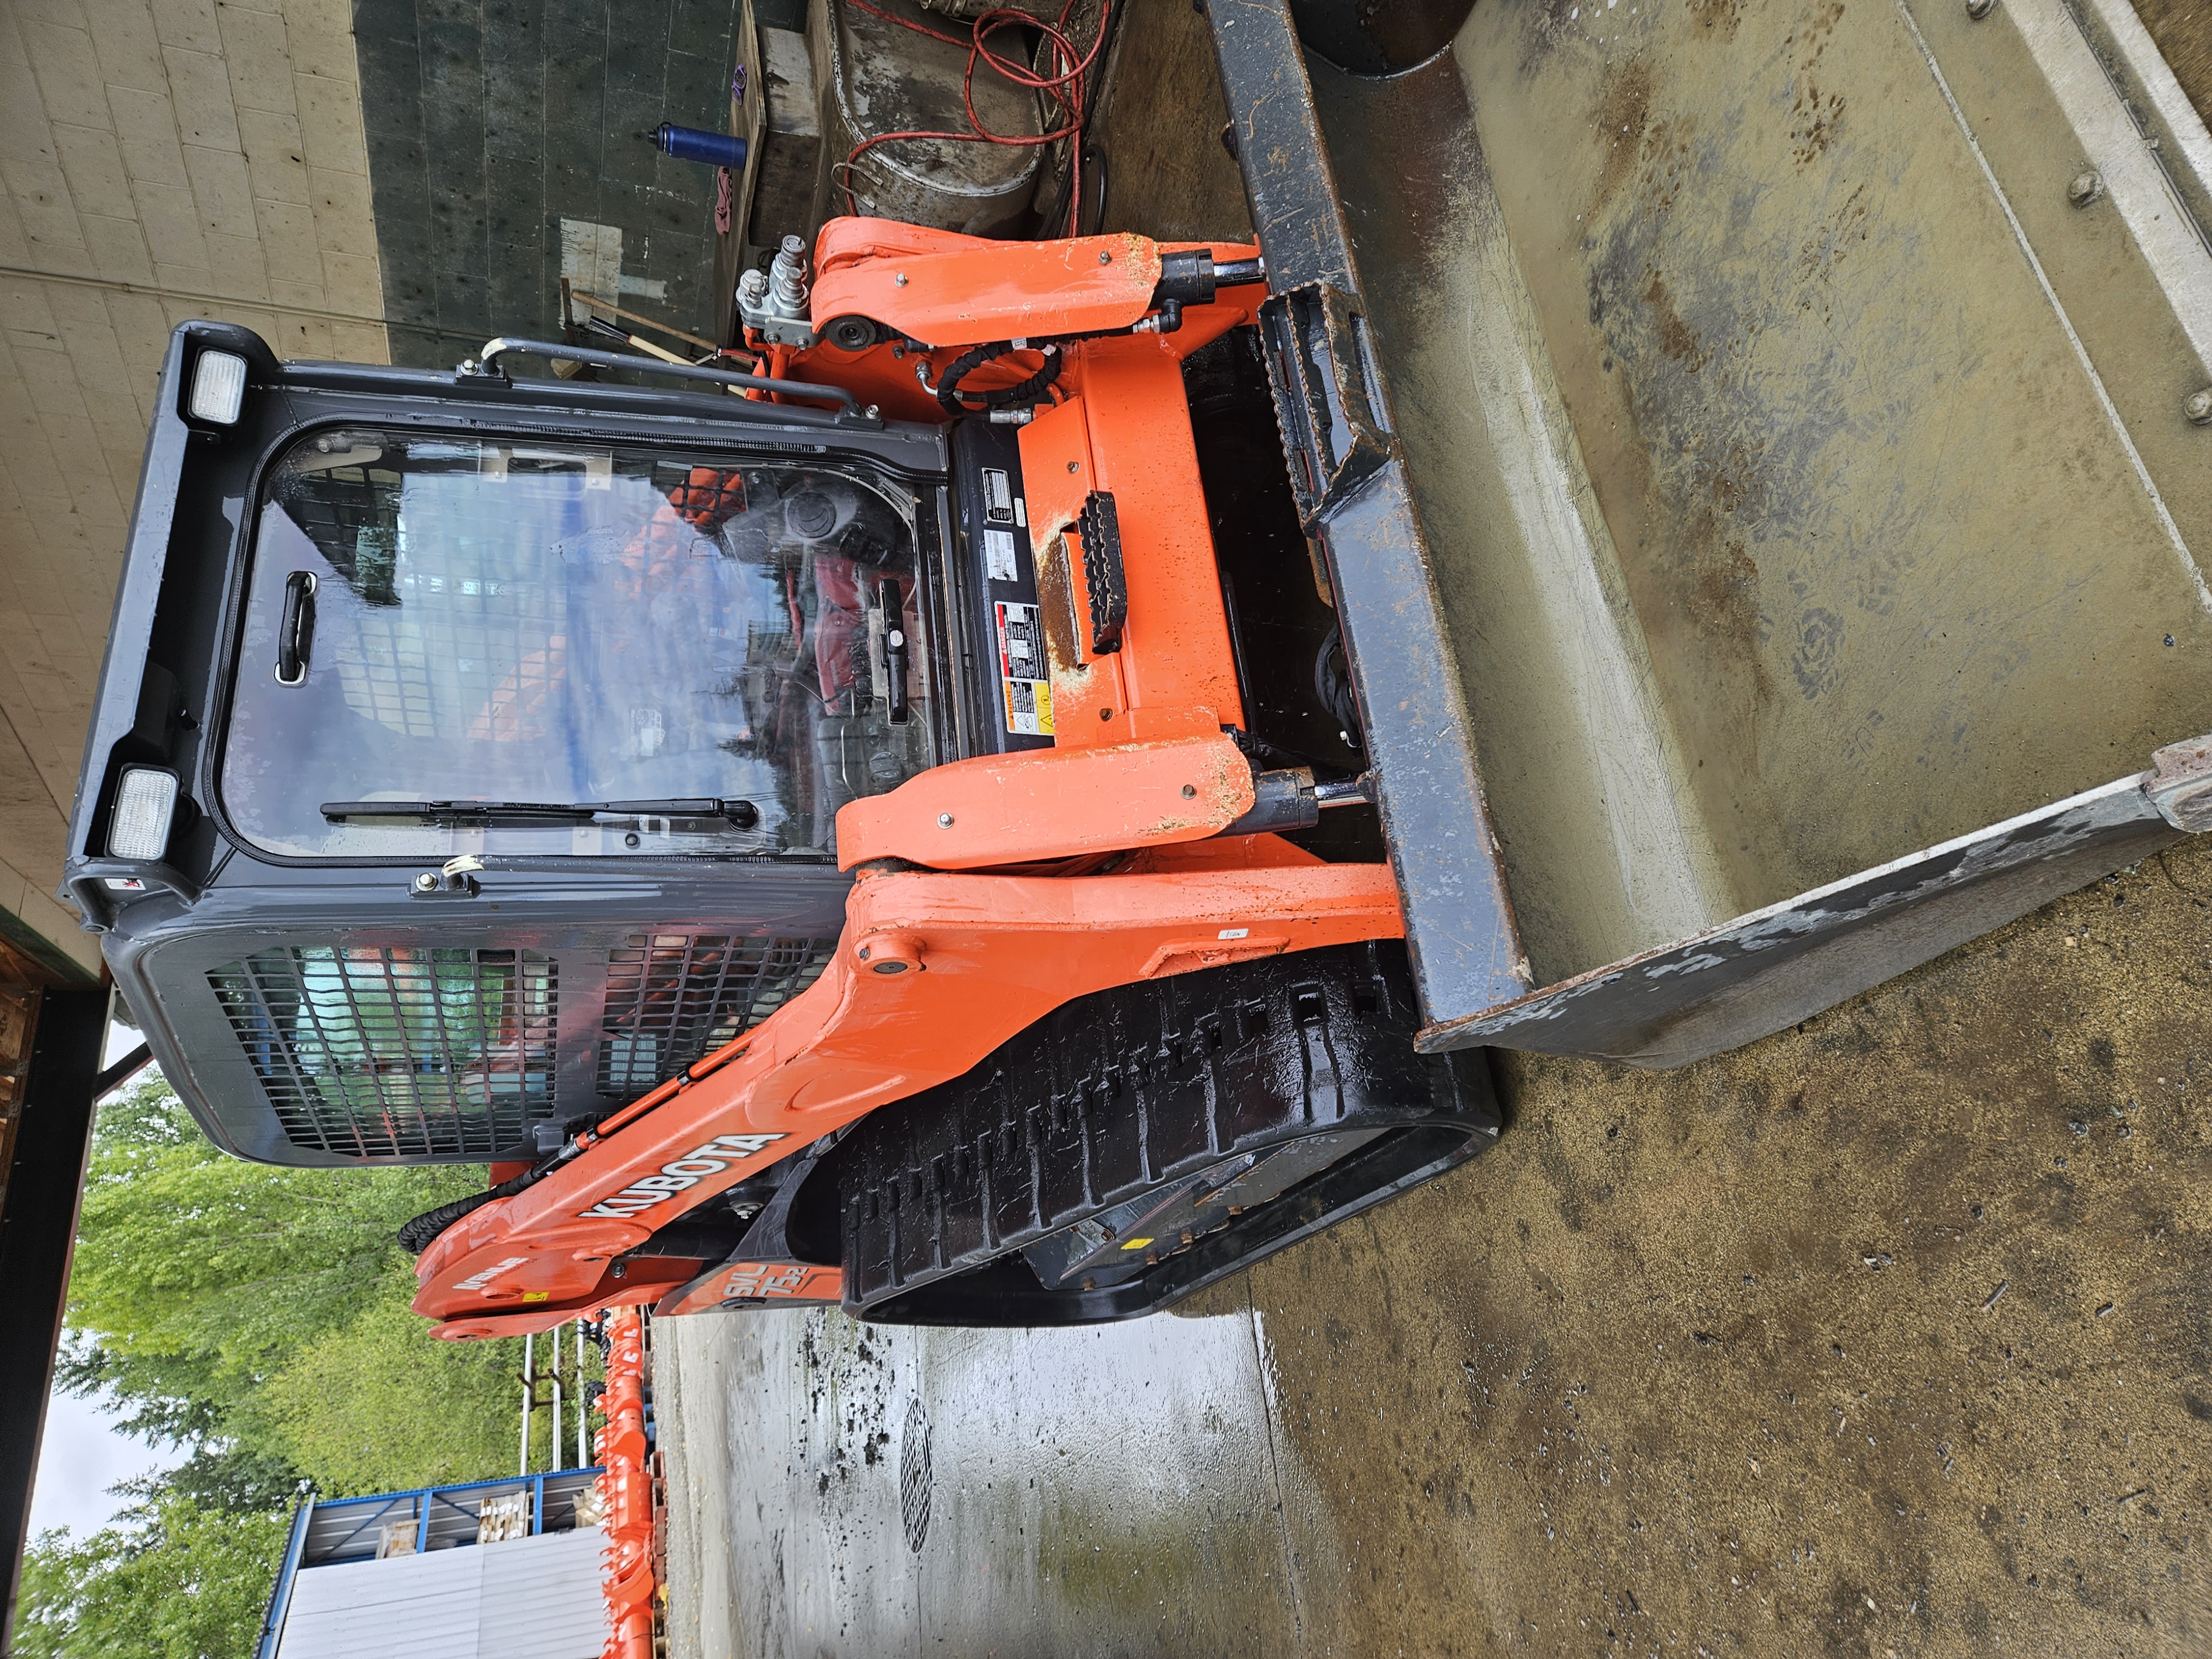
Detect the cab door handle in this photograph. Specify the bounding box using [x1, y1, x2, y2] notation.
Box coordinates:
[275, 571, 317, 685]
[880, 577, 909, 725]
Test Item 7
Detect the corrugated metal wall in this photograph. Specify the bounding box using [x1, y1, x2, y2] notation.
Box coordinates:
[274, 1526, 607, 1659]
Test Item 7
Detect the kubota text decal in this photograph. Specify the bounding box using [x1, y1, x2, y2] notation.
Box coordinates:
[577, 1132, 787, 1219]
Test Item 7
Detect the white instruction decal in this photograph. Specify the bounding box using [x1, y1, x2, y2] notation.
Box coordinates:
[994, 602, 1055, 736]
[984, 527, 1020, 583]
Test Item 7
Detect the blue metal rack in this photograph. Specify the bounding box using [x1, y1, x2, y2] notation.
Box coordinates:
[253, 1467, 604, 1659]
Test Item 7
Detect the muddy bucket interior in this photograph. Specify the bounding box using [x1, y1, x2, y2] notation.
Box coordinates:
[1215, 0, 2212, 1063]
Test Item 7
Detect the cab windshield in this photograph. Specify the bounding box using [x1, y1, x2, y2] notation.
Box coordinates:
[221, 430, 931, 860]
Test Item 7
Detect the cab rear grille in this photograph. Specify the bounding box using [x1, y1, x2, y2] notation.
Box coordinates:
[597, 934, 836, 1096]
[207, 947, 559, 1159]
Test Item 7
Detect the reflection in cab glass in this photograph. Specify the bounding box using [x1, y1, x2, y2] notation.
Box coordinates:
[222, 431, 931, 860]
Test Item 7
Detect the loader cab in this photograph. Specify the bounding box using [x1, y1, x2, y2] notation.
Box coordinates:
[64, 323, 974, 1169]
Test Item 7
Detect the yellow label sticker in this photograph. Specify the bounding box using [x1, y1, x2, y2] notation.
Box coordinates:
[995, 601, 1054, 735]
[521, 1291, 551, 1302]
[1119, 1237, 1154, 1251]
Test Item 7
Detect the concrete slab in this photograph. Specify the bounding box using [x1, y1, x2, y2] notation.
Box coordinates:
[663, 837, 2212, 1657]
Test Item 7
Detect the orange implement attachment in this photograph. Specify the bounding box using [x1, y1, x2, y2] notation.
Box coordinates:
[415, 861, 1402, 1337]
[594, 1308, 654, 1659]
[835, 732, 1254, 871]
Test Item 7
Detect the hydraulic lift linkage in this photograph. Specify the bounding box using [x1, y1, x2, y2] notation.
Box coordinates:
[416, 222, 1402, 1339]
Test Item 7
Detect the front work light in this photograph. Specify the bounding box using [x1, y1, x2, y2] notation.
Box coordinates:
[109, 766, 180, 860]
[188, 350, 247, 424]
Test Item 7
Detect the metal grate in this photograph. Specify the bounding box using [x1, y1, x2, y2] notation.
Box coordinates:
[900, 1396, 932, 1553]
[208, 946, 559, 1159]
[597, 934, 836, 1095]
[278, 457, 713, 750]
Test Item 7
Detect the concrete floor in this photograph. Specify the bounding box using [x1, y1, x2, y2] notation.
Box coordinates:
[661, 834, 2212, 1657]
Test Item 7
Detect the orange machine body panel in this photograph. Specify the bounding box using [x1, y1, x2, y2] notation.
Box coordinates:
[811, 218, 1257, 347]
[835, 732, 1254, 870]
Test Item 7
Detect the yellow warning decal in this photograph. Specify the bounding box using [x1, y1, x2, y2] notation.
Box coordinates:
[1119, 1237, 1154, 1251]
[995, 602, 1055, 736]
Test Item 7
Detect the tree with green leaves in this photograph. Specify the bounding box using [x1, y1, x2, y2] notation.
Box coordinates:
[22, 1072, 584, 1656]
[12, 1500, 290, 1659]
[60, 1072, 534, 1496]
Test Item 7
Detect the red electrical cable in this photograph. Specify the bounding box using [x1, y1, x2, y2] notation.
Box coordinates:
[837, 0, 1113, 237]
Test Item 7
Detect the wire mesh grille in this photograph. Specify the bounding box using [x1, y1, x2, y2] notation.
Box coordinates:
[207, 946, 559, 1159]
[275, 455, 751, 752]
[597, 934, 836, 1095]
[296, 473, 575, 748]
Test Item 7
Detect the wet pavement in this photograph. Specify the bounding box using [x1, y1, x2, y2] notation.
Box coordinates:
[660, 838, 2212, 1658]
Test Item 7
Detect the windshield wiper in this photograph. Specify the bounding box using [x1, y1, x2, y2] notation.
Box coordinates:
[321, 797, 761, 828]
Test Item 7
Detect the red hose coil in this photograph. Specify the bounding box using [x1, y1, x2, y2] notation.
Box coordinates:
[838, 0, 1115, 236]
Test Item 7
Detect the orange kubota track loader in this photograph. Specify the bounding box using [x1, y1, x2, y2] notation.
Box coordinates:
[403, 222, 1491, 1335]
[64, 217, 1498, 1339]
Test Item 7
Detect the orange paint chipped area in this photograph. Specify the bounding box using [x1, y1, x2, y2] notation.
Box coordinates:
[1139, 936, 1291, 979]
[1016, 349, 1245, 747]
[654, 1261, 844, 1320]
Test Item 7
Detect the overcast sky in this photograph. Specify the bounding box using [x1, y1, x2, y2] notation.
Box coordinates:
[27, 1385, 182, 1540]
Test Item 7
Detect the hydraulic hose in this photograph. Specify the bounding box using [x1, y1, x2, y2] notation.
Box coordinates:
[934, 340, 1067, 416]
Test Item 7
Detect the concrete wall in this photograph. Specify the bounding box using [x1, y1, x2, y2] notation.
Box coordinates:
[0, 0, 388, 980]
[352, 0, 743, 368]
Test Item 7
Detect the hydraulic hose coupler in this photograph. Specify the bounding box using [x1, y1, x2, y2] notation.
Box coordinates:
[740, 235, 817, 346]
[768, 233, 810, 312]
